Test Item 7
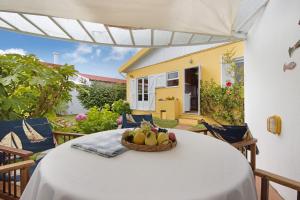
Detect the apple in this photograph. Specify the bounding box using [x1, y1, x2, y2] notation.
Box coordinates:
[151, 127, 158, 134]
[168, 132, 176, 142]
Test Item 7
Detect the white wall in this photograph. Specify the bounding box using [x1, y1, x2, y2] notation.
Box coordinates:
[245, 0, 300, 199]
[66, 89, 87, 115]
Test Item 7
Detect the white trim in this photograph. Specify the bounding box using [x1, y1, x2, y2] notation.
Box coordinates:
[183, 66, 201, 114]
[198, 65, 201, 115]
[166, 71, 179, 87]
[220, 55, 224, 86]
[182, 68, 185, 113]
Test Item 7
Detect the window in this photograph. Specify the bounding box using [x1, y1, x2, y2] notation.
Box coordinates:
[234, 58, 244, 84]
[138, 78, 143, 101]
[137, 77, 148, 101]
[221, 57, 244, 86]
[167, 71, 179, 87]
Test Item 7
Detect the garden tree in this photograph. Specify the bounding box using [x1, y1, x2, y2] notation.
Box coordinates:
[0, 54, 77, 120]
[200, 49, 244, 125]
[77, 82, 126, 109]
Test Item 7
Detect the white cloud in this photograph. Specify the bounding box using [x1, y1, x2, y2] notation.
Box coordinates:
[104, 47, 140, 61]
[0, 48, 27, 55]
[63, 43, 93, 64]
[95, 49, 101, 57]
[63, 44, 103, 64]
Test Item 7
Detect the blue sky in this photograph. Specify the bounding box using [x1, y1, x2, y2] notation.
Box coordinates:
[0, 29, 140, 78]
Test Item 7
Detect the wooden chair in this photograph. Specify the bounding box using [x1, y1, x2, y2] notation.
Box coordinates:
[0, 118, 84, 200]
[121, 113, 154, 128]
[255, 169, 300, 200]
[231, 138, 257, 170]
[196, 128, 257, 170]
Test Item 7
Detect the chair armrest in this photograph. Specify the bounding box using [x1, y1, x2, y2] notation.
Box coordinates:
[52, 131, 85, 138]
[232, 138, 257, 171]
[189, 127, 208, 135]
[52, 131, 84, 144]
[232, 138, 257, 149]
[0, 145, 33, 158]
[0, 160, 35, 174]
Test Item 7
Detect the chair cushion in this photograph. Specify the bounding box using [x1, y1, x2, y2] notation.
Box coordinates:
[13, 122, 55, 153]
[0, 118, 55, 153]
[121, 113, 154, 128]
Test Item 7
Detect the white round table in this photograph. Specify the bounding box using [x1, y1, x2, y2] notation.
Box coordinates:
[20, 129, 257, 200]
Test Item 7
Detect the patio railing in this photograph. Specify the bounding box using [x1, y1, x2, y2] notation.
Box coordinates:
[255, 169, 300, 200]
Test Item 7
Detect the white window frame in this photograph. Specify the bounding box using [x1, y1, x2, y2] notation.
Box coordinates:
[220, 56, 244, 87]
[166, 71, 179, 87]
[137, 77, 149, 102]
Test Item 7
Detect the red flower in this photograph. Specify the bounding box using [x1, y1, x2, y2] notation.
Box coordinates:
[226, 81, 232, 87]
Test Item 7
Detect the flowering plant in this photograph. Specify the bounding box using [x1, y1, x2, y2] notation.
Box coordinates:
[75, 113, 87, 121]
[200, 49, 244, 125]
[226, 81, 232, 87]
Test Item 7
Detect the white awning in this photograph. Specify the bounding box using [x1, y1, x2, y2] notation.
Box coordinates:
[0, 0, 268, 47]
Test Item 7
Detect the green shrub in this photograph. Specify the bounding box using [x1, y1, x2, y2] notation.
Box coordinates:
[112, 99, 131, 115]
[200, 80, 244, 125]
[77, 106, 119, 134]
[77, 82, 126, 109]
[0, 54, 76, 120]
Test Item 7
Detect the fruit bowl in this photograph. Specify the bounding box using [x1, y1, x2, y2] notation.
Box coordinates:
[121, 126, 177, 152]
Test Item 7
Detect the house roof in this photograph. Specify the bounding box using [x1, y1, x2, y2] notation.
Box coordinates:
[118, 42, 238, 73]
[79, 73, 126, 84]
[118, 48, 151, 73]
[43, 62, 126, 84]
[42, 62, 62, 68]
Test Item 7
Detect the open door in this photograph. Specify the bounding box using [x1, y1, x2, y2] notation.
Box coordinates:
[184, 67, 200, 114]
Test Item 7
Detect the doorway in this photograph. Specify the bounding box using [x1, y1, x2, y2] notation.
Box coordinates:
[184, 67, 199, 114]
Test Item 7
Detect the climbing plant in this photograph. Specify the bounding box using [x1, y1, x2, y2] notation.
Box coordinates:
[200, 49, 244, 125]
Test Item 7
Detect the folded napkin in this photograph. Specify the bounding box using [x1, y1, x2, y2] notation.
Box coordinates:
[71, 132, 127, 158]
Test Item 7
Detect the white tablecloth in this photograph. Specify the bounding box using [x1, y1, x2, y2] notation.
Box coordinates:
[20, 129, 257, 200]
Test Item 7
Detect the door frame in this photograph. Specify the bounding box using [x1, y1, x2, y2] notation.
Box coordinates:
[182, 65, 201, 115]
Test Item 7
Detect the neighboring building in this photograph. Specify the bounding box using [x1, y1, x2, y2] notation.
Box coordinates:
[119, 41, 244, 124]
[44, 62, 126, 114]
[79, 73, 126, 85]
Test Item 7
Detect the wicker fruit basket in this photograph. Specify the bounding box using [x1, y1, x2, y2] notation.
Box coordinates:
[121, 130, 177, 152]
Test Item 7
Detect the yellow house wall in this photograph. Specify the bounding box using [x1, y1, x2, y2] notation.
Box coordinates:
[126, 41, 244, 117]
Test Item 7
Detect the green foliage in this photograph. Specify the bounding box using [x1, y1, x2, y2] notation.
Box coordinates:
[77, 106, 119, 134]
[111, 99, 131, 115]
[200, 49, 244, 125]
[200, 80, 244, 125]
[77, 82, 126, 109]
[0, 54, 76, 120]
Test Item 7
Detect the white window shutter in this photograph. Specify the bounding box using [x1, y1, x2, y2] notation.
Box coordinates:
[148, 75, 156, 111]
[155, 73, 166, 88]
[130, 79, 137, 109]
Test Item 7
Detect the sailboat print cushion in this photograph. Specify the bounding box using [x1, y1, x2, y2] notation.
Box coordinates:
[13, 118, 56, 153]
[0, 131, 23, 149]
